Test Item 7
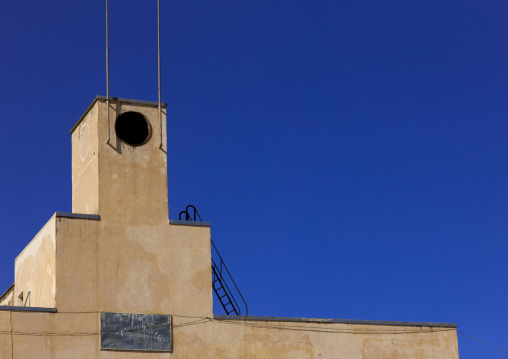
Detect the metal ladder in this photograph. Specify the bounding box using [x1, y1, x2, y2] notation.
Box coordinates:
[179, 205, 248, 316]
[212, 255, 239, 315]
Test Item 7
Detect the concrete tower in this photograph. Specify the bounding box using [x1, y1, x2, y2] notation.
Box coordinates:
[71, 96, 169, 223]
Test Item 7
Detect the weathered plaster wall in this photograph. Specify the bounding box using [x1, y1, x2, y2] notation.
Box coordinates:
[71, 98, 168, 224]
[72, 101, 100, 215]
[54, 216, 100, 313]
[0, 310, 98, 359]
[0, 310, 458, 359]
[173, 318, 459, 359]
[96, 100, 169, 225]
[53, 218, 212, 317]
[0, 311, 12, 357]
[0, 285, 14, 306]
[14, 216, 56, 308]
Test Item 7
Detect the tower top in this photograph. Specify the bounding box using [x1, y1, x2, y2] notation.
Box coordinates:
[71, 96, 167, 135]
[71, 96, 168, 224]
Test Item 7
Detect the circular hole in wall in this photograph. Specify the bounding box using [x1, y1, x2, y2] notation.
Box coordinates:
[115, 111, 151, 146]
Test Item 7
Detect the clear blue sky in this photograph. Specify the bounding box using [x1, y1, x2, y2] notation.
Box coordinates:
[1, 1, 507, 357]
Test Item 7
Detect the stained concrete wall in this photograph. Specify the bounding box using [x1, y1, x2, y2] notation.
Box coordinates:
[71, 98, 168, 224]
[97, 100, 168, 225]
[176, 317, 458, 359]
[72, 100, 100, 215]
[52, 217, 212, 317]
[0, 309, 458, 359]
[0, 285, 14, 306]
[14, 216, 56, 308]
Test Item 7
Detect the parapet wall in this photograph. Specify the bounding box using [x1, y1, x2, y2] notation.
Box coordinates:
[0, 309, 459, 359]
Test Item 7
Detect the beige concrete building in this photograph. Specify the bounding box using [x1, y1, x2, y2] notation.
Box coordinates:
[0, 97, 459, 358]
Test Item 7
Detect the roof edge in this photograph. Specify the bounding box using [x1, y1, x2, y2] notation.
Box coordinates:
[55, 212, 101, 220]
[0, 283, 14, 302]
[169, 220, 211, 227]
[0, 306, 57, 313]
[70, 96, 168, 134]
[213, 315, 457, 328]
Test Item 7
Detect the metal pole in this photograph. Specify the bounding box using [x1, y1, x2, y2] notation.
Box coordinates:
[106, 0, 110, 144]
[158, 0, 162, 149]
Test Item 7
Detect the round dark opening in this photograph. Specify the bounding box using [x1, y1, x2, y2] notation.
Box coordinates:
[115, 111, 151, 146]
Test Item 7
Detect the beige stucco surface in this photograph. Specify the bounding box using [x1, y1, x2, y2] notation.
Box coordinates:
[174, 318, 458, 359]
[72, 101, 100, 215]
[14, 216, 56, 308]
[0, 309, 458, 359]
[52, 217, 212, 317]
[72, 99, 168, 224]
[0, 97, 459, 358]
[0, 285, 14, 306]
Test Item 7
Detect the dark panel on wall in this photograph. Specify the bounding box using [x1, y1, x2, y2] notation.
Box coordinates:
[100, 312, 172, 352]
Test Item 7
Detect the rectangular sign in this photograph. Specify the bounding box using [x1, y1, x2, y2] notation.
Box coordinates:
[100, 312, 172, 352]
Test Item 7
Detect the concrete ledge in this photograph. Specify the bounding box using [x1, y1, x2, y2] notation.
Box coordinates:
[94, 96, 168, 108]
[0, 306, 57, 313]
[55, 212, 100, 220]
[169, 220, 211, 227]
[214, 315, 457, 328]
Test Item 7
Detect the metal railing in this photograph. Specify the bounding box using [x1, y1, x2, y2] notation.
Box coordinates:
[211, 239, 248, 315]
[179, 205, 202, 222]
[178, 205, 248, 316]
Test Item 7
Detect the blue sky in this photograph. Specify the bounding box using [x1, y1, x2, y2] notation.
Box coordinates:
[1, 0, 507, 357]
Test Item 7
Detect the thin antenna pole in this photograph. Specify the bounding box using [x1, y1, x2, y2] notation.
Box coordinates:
[158, 0, 162, 149]
[106, 0, 110, 144]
